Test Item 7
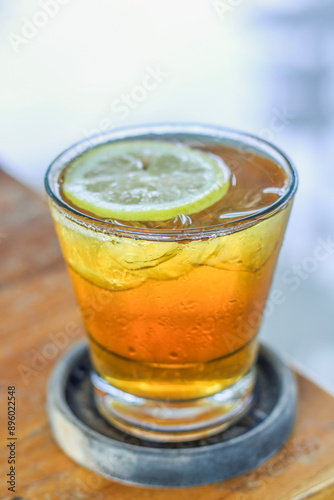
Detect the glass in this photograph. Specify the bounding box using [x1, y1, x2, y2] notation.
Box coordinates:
[45, 124, 297, 442]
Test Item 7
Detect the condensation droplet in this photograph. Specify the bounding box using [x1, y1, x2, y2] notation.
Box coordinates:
[128, 347, 136, 355]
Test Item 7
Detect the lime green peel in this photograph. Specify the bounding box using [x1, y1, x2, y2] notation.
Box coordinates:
[62, 140, 230, 221]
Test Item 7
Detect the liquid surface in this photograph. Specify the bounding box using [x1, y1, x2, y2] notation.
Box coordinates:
[59, 142, 289, 230]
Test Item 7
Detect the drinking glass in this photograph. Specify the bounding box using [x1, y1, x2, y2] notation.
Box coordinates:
[45, 124, 297, 442]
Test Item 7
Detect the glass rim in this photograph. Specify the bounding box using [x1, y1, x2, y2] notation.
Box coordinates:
[45, 123, 298, 239]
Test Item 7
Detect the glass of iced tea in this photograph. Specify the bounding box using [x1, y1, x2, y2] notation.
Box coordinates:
[45, 124, 297, 442]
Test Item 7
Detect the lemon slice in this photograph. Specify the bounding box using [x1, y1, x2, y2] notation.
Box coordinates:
[62, 140, 230, 221]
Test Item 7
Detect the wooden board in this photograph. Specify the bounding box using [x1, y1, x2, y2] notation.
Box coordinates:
[1, 170, 334, 500]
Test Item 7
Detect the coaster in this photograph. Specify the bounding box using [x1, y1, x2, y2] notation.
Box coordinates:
[48, 341, 297, 488]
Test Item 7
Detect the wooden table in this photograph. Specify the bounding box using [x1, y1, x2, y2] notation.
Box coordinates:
[1, 170, 334, 500]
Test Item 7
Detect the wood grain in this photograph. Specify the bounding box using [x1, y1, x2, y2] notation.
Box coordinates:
[1, 170, 334, 500]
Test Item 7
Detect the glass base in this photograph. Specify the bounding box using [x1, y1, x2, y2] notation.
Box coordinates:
[91, 368, 256, 442]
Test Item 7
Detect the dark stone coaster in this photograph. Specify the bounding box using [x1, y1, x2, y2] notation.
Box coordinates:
[48, 341, 297, 488]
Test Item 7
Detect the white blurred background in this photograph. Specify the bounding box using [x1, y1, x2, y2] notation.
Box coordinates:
[1, 0, 333, 392]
